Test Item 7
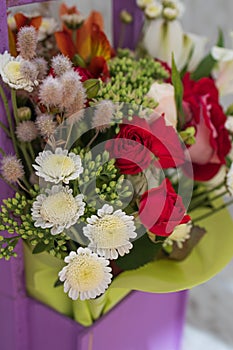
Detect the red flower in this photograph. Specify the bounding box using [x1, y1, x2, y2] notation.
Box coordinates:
[74, 66, 93, 81]
[183, 73, 231, 181]
[105, 117, 152, 174]
[106, 115, 185, 175]
[139, 179, 191, 236]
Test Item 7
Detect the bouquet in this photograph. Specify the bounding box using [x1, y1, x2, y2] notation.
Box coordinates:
[0, 0, 233, 325]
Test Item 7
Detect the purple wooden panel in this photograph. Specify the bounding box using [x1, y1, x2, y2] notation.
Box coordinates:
[0, 1, 9, 53]
[7, 0, 52, 7]
[79, 291, 187, 350]
[112, 0, 143, 49]
[0, 290, 187, 350]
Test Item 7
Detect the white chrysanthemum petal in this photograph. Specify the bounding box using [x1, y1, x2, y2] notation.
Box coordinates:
[33, 148, 83, 184]
[0, 51, 37, 91]
[163, 223, 192, 249]
[58, 247, 112, 300]
[31, 185, 85, 235]
[83, 204, 137, 259]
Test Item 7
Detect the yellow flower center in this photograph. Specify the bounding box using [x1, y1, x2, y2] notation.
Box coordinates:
[4, 61, 23, 83]
[66, 255, 104, 291]
[40, 192, 78, 224]
[43, 155, 76, 178]
[93, 215, 128, 248]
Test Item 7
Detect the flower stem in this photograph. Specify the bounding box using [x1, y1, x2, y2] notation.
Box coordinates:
[11, 89, 20, 125]
[0, 121, 11, 137]
[27, 143, 35, 161]
[20, 142, 33, 173]
[86, 130, 99, 149]
[189, 190, 228, 212]
[192, 182, 226, 200]
[0, 85, 19, 157]
[17, 179, 30, 193]
[192, 198, 233, 223]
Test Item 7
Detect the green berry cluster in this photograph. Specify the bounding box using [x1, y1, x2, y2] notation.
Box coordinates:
[71, 148, 133, 212]
[0, 187, 70, 260]
[96, 55, 169, 108]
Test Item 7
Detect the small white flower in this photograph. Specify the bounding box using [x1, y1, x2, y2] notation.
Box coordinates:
[38, 18, 58, 41]
[163, 223, 192, 249]
[162, 0, 185, 19]
[33, 148, 83, 184]
[136, 0, 154, 9]
[58, 247, 112, 300]
[83, 204, 137, 260]
[225, 117, 233, 133]
[0, 51, 38, 92]
[61, 13, 84, 29]
[227, 163, 233, 195]
[31, 185, 85, 235]
[145, 2, 162, 19]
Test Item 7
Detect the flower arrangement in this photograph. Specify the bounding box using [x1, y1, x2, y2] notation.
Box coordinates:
[0, 0, 233, 324]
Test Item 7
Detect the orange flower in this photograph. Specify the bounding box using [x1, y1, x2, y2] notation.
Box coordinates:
[55, 5, 112, 66]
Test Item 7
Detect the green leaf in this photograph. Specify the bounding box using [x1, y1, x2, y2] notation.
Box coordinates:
[32, 241, 51, 254]
[171, 54, 184, 126]
[191, 29, 224, 81]
[54, 278, 63, 288]
[83, 79, 101, 99]
[115, 233, 163, 270]
[72, 54, 86, 68]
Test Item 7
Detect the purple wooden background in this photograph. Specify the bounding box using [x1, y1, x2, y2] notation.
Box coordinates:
[0, 1, 187, 349]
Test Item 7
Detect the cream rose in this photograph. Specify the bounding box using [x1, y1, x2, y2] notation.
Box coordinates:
[147, 82, 177, 127]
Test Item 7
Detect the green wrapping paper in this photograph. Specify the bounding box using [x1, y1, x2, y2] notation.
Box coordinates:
[23, 243, 131, 326]
[23, 200, 233, 326]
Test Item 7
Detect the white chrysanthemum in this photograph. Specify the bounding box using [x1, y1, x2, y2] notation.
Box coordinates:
[59, 247, 112, 300]
[0, 51, 37, 92]
[83, 204, 137, 260]
[33, 148, 83, 184]
[163, 223, 192, 249]
[38, 18, 58, 41]
[145, 2, 162, 19]
[31, 185, 85, 235]
[227, 163, 233, 195]
[225, 116, 233, 133]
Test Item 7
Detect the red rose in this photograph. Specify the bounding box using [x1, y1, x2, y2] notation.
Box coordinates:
[106, 115, 185, 175]
[183, 73, 231, 181]
[105, 117, 153, 174]
[139, 178, 191, 236]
